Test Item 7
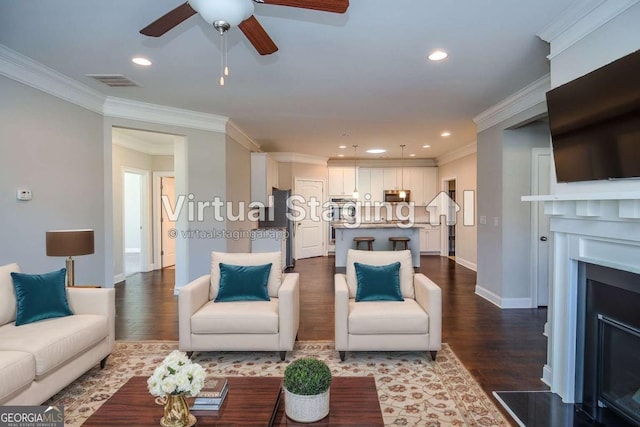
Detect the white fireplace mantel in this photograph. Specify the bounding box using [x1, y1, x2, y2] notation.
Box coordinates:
[523, 193, 640, 403]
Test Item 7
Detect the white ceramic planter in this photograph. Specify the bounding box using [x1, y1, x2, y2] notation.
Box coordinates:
[284, 388, 330, 423]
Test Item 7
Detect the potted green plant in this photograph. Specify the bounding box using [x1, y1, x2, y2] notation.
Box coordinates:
[284, 358, 332, 423]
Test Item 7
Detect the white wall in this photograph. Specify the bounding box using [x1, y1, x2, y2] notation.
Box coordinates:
[225, 135, 252, 253]
[477, 103, 548, 307]
[0, 77, 106, 285]
[549, 3, 640, 195]
[438, 152, 478, 268]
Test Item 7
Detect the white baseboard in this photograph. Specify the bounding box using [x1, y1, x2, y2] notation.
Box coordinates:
[113, 273, 125, 284]
[542, 365, 552, 387]
[475, 285, 533, 309]
[475, 285, 502, 307]
[456, 257, 477, 271]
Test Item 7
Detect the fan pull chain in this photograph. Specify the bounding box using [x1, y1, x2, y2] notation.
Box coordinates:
[219, 33, 226, 86]
[224, 33, 229, 77]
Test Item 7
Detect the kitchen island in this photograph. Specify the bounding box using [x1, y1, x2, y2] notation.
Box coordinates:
[333, 222, 421, 268]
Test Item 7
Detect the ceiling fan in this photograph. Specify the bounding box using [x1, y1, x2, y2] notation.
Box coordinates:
[140, 0, 350, 55]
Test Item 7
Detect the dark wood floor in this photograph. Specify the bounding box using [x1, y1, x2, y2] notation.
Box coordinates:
[116, 255, 548, 416]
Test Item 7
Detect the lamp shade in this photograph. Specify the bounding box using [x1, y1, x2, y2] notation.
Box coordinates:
[189, 0, 254, 27]
[46, 229, 95, 257]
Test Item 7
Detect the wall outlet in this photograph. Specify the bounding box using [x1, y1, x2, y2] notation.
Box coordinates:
[494, 217, 500, 227]
[16, 189, 32, 201]
[479, 215, 487, 225]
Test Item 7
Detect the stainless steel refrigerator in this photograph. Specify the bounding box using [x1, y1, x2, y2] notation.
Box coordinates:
[258, 188, 294, 269]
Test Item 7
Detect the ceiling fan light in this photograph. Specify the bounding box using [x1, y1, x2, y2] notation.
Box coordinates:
[189, 0, 254, 27]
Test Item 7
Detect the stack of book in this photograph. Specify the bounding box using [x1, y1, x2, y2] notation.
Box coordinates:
[190, 378, 229, 411]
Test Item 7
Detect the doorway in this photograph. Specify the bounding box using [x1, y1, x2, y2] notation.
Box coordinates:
[294, 179, 325, 259]
[440, 178, 457, 258]
[531, 148, 551, 307]
[123, 170, 149, 276]
[160, 176, 176, 268]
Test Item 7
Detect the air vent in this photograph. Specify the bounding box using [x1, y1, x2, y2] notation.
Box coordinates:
[86, 74, 139, 87]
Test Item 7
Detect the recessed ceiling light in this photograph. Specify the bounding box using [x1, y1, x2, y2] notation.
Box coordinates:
[409, 154, 417, 157]
[366, 149, 386, 154]
[338, 154, 345, 157]
[441, 131, 451, 137]
[132, 57, 152, 66]
[338, 145, 347, 149]
[428, 50, 448, 61]
[422, 145, 431, 148]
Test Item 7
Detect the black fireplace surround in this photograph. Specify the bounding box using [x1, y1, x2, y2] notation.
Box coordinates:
[576, 263, 640, 425]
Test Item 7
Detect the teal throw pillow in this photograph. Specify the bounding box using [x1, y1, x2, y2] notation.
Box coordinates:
[11, 268, 73, 326]
[354, 262, 404, 302]
[215, 263, 272, 302]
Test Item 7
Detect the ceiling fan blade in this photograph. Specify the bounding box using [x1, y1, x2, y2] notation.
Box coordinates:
[258, 0, 349, 13]
[140, 2, 197, 37]
[238, 16, 279, 56]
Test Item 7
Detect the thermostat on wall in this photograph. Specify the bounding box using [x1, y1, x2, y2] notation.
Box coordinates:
[16, 189, 32, 201]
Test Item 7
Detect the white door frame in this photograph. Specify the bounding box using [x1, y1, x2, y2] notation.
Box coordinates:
[529, 147, 551, 308]
[293, 177, 326, 258]
[439, 175, 457, 257]
[153, 171, 174, 270]
[122, 167, 152, 275]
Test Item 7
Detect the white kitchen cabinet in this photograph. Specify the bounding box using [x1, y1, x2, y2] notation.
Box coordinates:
[357, 168, 371, 202]
[357, 168, 384, 202]
[251, 153, 279, 206]
[370, 169, 384, 202]
[423, 167, 438, 206]
[328, 167, 357, 197]
[407, 167, 424, 205]
[383, 168, 398, 190]
[419, 225, 441, 253]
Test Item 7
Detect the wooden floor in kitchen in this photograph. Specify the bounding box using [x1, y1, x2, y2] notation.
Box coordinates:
[116, 255, 549, 410]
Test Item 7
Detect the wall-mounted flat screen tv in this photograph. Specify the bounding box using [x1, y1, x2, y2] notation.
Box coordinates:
[546, 49, 640, 183]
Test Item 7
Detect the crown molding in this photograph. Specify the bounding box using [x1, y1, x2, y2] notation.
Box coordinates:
[103, 97, 227, 133]
[436, 141, 477, 166]
[226, 120, 261, 152]
[537, 0, 640, 60]
[269, 152, 328, 166]
[473, 74, 550, 132]
[0, 43, 105, 114]
[112, 131, 174, 156]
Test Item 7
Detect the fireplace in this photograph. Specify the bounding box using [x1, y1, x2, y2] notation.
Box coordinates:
[520, 193, 640, 414]
[576, 263, 640, 424]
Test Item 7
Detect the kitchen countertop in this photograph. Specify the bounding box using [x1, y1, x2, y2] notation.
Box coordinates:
[332, 221, 438, 228]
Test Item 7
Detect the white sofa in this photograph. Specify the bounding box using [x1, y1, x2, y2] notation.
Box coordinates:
[179, 252, 299, 361]
[335, 250, 442, 361]
[0, 263, 115, 405]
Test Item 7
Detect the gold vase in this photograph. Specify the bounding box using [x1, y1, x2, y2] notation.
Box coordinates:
[160, 394, 196, 427]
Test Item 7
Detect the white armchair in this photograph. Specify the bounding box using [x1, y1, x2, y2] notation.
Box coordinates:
[335, 249, 442, 361]
[179, 252, 299, 361]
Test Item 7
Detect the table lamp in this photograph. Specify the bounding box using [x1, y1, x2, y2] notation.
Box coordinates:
[46, 229, 95, 287]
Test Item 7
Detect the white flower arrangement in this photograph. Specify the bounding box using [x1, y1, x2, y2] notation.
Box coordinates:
[147, 350, 206, 397]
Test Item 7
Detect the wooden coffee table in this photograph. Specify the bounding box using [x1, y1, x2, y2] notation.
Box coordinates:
[82, 376, 383, 426]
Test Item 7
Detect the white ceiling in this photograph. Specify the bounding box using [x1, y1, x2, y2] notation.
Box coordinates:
[0, 0, 573, 160]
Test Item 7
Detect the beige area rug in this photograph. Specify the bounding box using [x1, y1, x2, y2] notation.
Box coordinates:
[46, 341, 509, 426]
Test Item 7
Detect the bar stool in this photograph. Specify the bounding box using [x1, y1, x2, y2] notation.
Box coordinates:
[353, 237, 375, 251]
[389, 237, 410, 251]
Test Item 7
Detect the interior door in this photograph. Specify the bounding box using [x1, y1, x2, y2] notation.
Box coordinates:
[161, 176, 176, 268]
[535, 152, 551, 306]
[294, 179, 324, 259]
